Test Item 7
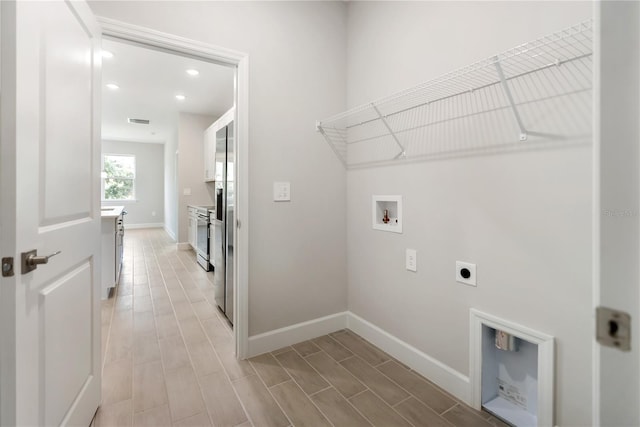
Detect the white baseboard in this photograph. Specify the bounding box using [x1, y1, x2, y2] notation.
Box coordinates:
[176, 242, 192, 251]
[346, 312, 471, 405]
[245, 310, 471, 406]
[124, 222, 164, 230]
[164, 226, 176, 241]
[247, 311, 348, 357]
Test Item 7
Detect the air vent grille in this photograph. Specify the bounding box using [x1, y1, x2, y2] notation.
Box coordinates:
[127, 118, 150, 125]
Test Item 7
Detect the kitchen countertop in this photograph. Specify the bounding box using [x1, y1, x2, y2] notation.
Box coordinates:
[101, 205, 125, 219]
[188, 205, 216, 216]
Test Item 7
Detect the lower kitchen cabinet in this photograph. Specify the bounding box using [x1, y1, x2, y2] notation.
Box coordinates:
[101, 206, 125, 299]
[188, 206, 197, 249]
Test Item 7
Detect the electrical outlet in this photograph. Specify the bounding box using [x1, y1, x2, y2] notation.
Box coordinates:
[456, 261, 476, 286]
[406, 249, 417, 272]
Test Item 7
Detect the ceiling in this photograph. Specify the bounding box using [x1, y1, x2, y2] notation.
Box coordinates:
[101, 38, 235, 144]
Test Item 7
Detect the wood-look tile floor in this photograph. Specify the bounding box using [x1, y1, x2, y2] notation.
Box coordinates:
[95, 229, 508, 427]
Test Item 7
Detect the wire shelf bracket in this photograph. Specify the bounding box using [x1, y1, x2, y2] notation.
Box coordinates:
[494, 57, 528, 141]
[371, 104, 407, 159]
[316, 20, 593, 169]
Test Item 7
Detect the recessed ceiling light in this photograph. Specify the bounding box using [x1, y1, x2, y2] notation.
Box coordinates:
[175, 94, 186, 101]
[106, 83, 119, 90]
[186, 69, 199, 76]
[102, 50, 114, 59]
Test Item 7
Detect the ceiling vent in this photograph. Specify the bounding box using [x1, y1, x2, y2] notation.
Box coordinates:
[127, 118, 150, 125]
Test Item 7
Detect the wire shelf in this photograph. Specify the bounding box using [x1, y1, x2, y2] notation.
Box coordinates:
[317, 20, 593, 169]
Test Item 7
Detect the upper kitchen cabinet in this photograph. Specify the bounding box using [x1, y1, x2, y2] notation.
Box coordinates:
[203, 107, 235, 183]
[204, 126, 216, 182]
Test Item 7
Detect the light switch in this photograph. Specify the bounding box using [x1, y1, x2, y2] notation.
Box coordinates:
[406, 249, 417, 272]
[273, 182, 291, 202]
[183, 188, 192, 196]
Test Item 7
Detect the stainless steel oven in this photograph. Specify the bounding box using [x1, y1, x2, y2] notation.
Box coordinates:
[195, 206, 212, 271]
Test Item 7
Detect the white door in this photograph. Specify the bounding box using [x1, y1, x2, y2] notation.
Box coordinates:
[595, 1, 640, 425]
[0, 1, 102, 426]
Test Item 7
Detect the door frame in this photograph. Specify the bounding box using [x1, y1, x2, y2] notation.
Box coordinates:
[96, 17, 250, 359]
[592, 1, 640, 425]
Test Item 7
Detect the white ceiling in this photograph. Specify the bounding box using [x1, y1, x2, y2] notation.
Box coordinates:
[101, 38, 235, 144]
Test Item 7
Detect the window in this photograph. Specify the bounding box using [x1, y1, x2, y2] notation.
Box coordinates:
[102, 154, 136, 201]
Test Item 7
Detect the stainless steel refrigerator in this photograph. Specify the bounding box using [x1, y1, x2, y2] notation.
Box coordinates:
[213, 121, 234, 325]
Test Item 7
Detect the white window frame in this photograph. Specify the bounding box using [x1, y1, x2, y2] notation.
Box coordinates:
[101, 153, 136, 202]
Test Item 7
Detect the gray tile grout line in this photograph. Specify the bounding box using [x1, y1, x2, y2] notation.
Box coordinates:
[159, 237, 222, 426]
[243, 355, 299, 427]
[149, 242, 191, 423]
[263, 376, 294, 391]
[304, 384, 334, 398]
[344, 388, 369, 401]
[391, 395, 413, 408]
[308, 337, 355, 363]
[357, 353, 454, 423]
[334, 353, 419, 427]
[172, 242, 256, 427]
[131, 237, 174, 420]
[268, 353, 339, 427]
[340, 342, 458, 419]
[440, 402, 459, 417]
[273, 348, 376, 427]
[114, 232, 195, 423]
[274, 329, 416, 427]
[104, 238, 137, 417]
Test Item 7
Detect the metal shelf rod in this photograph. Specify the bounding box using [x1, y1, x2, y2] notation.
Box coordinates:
[494, 56, 528, 141]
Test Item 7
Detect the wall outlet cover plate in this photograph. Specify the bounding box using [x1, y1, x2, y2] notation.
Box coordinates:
[406, 249, 417, 272]
[456, 261, 476, 286]
[273, 181, 291, 202]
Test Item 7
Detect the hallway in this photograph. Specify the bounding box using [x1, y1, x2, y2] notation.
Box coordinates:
[96, 229, 506, 427]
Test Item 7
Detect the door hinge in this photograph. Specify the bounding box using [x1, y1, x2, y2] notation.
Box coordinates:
[596, 306, 631, 351]
[2, 257, 15, 277]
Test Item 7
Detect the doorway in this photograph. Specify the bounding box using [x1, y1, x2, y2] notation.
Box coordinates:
[98, 18, 250, 359]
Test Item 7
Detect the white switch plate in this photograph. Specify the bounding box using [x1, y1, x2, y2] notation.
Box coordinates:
[406, 249, 417, 272]
[273, 181, 291, 202]
[183, 188, 191, 196]
[456, 261, 476, 286]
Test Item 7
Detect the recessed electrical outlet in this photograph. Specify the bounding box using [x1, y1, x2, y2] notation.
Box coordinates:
[406, 249, 417, 272]
[456, 261, 476, 286]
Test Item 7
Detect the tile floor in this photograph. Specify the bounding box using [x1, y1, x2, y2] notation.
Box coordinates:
[95, 228, 508, 427]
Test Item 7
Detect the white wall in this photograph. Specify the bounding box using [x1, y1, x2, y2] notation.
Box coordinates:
[345, 2, 592, 425]
[163, 129, 178, 241]
[102, 139, 164, 227]
[89, 1, 349, 336]
[177, 113, 215, 243]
